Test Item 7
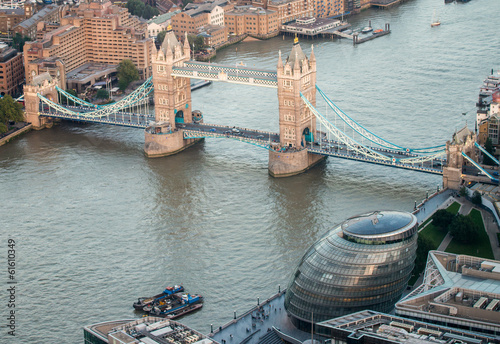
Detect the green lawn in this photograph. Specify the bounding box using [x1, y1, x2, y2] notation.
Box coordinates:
[445, 209, 495, 259]
[419, 223, 447, 249]
[447, 202, 461, 215]
[419, 216, 433, 229]
[417, 202, 460, 249]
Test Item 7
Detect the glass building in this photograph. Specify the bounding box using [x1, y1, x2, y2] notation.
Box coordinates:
[284, 211, 418, 331]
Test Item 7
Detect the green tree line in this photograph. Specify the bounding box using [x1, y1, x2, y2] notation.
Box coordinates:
[0, 95, 24, 134]
[126, 0, 159, 20]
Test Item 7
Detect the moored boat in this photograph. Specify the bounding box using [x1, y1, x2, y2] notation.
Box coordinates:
[361, 26, 373, 34]
[133, 285, 184, 311]
[150, 293, 203, 317]
[373, 29, 384, 34]
[163, 303, 203, 319]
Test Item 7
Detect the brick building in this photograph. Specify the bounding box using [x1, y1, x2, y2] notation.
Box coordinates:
[23, 1, 153, 90]
[0, 2, 34, 35]
[13, 5, 64, 39]
[0, 42, 23, 96]
[251, 0, 314, 24]
[198, 24, 228, 47]
[224, 6, 279, 38]
[312, 0, 344, 18]
[171, 10, 208, 37]
[171, 0, 233, 38]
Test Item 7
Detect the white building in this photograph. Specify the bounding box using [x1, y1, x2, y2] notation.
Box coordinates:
[147, 10, 181, 38]
[208, 5, 224, 26]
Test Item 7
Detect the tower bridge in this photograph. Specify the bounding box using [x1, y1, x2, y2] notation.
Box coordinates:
[23, 28, 494, 189]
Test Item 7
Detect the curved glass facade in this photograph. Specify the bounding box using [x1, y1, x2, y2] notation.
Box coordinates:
[284, 211, 417, 330]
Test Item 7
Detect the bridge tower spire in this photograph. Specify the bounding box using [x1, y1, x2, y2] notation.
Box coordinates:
[268, 39, 326, 177]
[145, 26, 201, 157]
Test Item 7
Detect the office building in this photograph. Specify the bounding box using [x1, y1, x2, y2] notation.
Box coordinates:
[285, 210, 418, 330]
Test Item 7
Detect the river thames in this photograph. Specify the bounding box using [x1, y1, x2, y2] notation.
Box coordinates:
[1, 0, 500, 342]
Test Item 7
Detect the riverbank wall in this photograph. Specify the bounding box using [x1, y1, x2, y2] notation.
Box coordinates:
[0, 123, 32, 147]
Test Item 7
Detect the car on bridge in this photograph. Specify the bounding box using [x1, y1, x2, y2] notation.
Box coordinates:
[209, 128, 217, 132]
[232, 128, 240, 133]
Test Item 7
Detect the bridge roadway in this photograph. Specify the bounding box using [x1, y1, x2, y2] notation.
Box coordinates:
[183, 123, 445, 174]
[181, 122, 279, 147]
[39, 105, 154, 128]
[308, 142, 443, 175]
[38, 108, 445, 174]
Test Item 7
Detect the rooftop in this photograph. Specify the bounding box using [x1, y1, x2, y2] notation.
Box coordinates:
[228, 6, 274, 15]
[319, 310, 497, 344]
[148, 10, 181, 25]
[396, 251, 500, 334]
[182, 0, 229, 17]
[14, 5, 58, 29]
[342, 211, 415, 237]
[0, 43, 17, 63]
[283, 17, 340, 30]
[0, 8, 24, 15]
[65, 63, 117, 84]
[85, 317, 215, 344]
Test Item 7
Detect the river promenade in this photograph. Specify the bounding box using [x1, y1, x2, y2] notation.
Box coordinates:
[0, 122, 31, 146]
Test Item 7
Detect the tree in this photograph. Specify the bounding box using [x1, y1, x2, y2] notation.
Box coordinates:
[471, 190, 482, 205]
[432, 209, 455, 231]
[449, 214, 480, 244]
[0, 95, 24, 133]
[117, 59, 140, 91]
[126, 0, 145, 17]
[60, 88, 78, 106]
[156, 30, 167, 45]
[96, 89, 109, 99]
[483, 137, 495, 165]
[413, 236, 434, 276]
[459, 186, 467, 197]
[143, 5, 159, 20]
[187, 34, 206, 52]
[12, 33, 31, 52]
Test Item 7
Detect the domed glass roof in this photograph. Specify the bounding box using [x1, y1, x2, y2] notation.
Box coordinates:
[342, 211, 413, 235]
[342, 211, 417, 244]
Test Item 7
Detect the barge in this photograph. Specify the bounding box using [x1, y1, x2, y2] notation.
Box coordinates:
[133, 285, 184, 311]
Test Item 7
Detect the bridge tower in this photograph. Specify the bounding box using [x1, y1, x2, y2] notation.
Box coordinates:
[443, 126, 478, 189]
[268, 38, 326, 177]
[23, 72, 59, 129]
[144, 27, 201, 157]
